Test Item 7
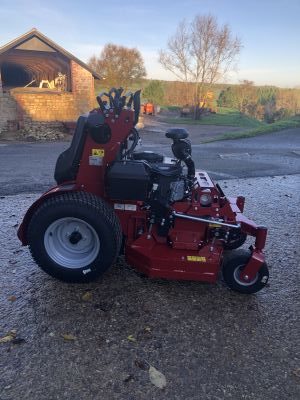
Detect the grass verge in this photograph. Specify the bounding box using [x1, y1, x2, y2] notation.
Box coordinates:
[204, 116, 300, 142]
[161, 108, 263, 128]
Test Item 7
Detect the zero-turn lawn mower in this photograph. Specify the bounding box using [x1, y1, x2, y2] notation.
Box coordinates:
[17, 88, 269, 294]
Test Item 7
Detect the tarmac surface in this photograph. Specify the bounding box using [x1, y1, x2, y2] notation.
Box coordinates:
[1, 175, 300, 400]
[0, 127, 300, 195]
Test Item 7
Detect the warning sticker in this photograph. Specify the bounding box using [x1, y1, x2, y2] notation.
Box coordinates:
[114, 203, 125, 210]
[187, 256, 206, 262]
[89, 156, 103, 166]
[209, 223, 221, 228]
[125, 204, 137, 211]
[92, 149, 105, 157]
[113, 203, 137, 211]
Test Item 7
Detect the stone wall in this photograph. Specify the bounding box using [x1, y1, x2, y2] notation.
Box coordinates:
[0, 92, 18, 133]
[11, 91, 78, 122]
[19, 121, 67, 141]
[0, 61, 97, 139]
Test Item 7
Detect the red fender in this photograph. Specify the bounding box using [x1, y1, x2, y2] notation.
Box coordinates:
[17, 183, 76, 245]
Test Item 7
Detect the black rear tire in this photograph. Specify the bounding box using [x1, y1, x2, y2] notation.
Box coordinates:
[222, 249, 269, 294]
[27, 191, 122, 283]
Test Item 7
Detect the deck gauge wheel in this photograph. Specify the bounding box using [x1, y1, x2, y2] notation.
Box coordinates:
[222, 249, 269, 294]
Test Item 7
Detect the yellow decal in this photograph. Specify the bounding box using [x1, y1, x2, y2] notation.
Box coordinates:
[187, 256, 206, 262]
[209, 223, 221, 228]
[92, 149, 105, 157]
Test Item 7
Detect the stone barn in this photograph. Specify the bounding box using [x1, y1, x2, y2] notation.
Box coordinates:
[0, 28, 101, 139]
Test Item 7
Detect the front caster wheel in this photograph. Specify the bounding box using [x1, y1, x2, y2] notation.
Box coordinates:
[27, 192, 122, 283]
[222, 249, 269, 294]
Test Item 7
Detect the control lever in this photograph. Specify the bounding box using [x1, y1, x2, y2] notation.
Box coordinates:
[108, 87, 119, 109]
[109, 87, 126, 114]
[133, 90, 141, 125]
[119, 95, 127, 112]
[96, 91, 110, 112]
[126, 92, 134, 108]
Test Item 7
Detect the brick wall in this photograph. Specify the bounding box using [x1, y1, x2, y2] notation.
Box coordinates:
[71, 60, 95, 113]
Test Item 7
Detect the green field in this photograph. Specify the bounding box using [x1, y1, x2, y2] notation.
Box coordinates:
[161, 107, 264, 128]
[160, 107, 300, 141]
[208, 115, 300, 142]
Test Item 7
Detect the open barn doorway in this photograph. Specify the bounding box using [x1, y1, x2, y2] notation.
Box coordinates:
[1, 62, 32, 89]
[0, 57, 70, 92]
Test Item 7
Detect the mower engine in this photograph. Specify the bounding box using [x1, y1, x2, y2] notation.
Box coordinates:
[17, 87, 269, 294]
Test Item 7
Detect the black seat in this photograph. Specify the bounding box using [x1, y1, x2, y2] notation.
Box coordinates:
[54, 115, 88, 184]
[165, 128, 189, 140]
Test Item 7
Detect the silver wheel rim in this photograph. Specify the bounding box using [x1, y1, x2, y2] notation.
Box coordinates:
[44, 217, 100, 269]
[233, 264, 258, 286]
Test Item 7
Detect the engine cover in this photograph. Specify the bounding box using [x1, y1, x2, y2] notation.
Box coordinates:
[106, 160, 150, 201]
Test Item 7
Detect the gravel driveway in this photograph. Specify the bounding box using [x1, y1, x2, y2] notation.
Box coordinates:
[1, 174, 299, 400]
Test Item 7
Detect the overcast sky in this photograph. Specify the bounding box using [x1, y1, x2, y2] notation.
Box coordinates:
[0, 0, 299, 87]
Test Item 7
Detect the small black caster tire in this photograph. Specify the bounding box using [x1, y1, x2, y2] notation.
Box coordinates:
[222, 249, 269, 294]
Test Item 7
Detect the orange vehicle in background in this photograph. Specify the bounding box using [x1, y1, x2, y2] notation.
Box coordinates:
[141, 102, 155, 115]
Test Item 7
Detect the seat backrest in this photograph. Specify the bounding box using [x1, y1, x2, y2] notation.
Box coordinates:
[54, 115, 88, 184]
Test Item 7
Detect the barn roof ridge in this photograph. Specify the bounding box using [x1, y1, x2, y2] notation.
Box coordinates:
[0, 28, 101, 80]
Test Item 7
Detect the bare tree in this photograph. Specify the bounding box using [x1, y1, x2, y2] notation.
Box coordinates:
[234, 80, 257, 114]
[159, 15, 241, 118]
[89, 44, 146, 89]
